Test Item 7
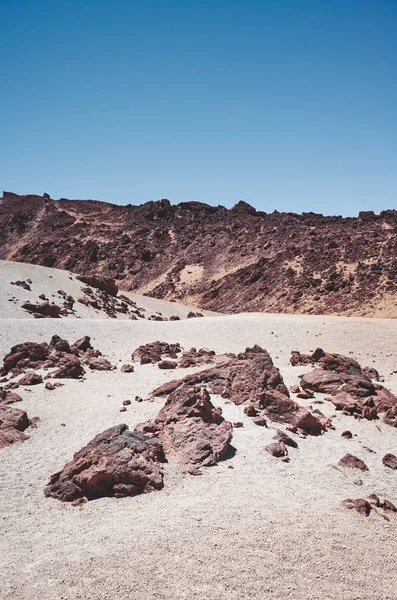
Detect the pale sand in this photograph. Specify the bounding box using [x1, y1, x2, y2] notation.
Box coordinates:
[1, 265, 397, 599]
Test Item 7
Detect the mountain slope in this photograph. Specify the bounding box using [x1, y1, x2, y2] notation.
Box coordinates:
[1, 191, 397, 316]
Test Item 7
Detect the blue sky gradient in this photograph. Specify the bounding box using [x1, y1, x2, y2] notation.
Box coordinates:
[1, 0, 396, 215]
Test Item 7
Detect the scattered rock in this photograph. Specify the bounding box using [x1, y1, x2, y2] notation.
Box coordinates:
[338, 454, 369, 471]
[0, 389, 22, 405]
[158, 360, 178, 370]
[342, 498, 372, 516]
[273, 429, 298, 448]
[86, 357, 115, 371]
[18, 373, 43, 386]
[121, 364, 134, 373]
[253, 416, 267, 427]
[341, 430, 353, 439]
[383, 453, 397, 470]
[0, 406, 34, 448]
[265, 442, 288, 458]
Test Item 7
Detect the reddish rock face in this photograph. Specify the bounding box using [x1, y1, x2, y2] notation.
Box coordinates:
[382, 453, 397, 470]
[135, 386, 233, 469]
[0, 406, 33, 448]
[3, 193, 397, 317]
[338, 454, 369, 471]
[44, 424, 165, 502]
[342, 498, 372, 516]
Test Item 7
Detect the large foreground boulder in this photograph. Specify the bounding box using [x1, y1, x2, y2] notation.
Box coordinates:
[0, 405, 33, 448]
[135, 386, 233, 468]
[44, 424, 165, 502]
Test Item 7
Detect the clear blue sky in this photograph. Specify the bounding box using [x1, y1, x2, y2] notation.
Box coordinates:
[1, 0, 396, 216]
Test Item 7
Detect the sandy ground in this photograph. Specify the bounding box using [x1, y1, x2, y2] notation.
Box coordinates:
[1, 265, 397, 599]
[0, 260, 217, 320]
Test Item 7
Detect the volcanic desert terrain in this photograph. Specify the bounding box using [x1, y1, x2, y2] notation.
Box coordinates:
[1, 257, 397, 600]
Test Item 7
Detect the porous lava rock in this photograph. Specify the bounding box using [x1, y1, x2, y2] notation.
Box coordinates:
[44, 424, 165, 502]
[382, 453, 397, 470]
[265, 442, 288, 458]
[135, 386, 232, 468]
[0, 405, 33, 448]
[338, 454, 369, 471]
[132, 341, 182, 364]
[342, 498, 372, 516]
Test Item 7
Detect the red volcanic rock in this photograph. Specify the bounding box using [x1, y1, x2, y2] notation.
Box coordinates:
[342, 498, 372, 516]
[158, 360, 178, 370]
[11, 279, 31, 291]
[341, 430, 353, 439]
[253, 416, 267, 427]
[21, 301, 62, 318]
[70, 336, 93, 355]
[18, 373, 43, 386]
[0, 405, 33, 448]
[132, 341, 182, 365]
[170, 315, 180, 321]
[300, 369, 344, 394]
[187, 311, 204, 318]
[135, 386, 232, 468]
[289, 384, 300, 394]
[273, 429, 299, 448]
[0, 389, 22, 405]
[76, 274, 118, 297]
[178, 348, 217, 368]
[86, 357, 115, 371]
[52, 356, 85, 379]
[121, 364, 134, 373]
[338, 454, 369, 471]
[260, 390, 324, 435]
[50, 335, 71, 353]
[383, 406, 397, 427]
[382, 453, 397, 470]
[44, 424, 165, 502]
[45, 382, 63, 390]
[1, 342, 49, 375]
[265, 442, 288, 458]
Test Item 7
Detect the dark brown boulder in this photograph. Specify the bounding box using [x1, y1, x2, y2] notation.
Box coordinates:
[338, 454, 369, 471]
[121, 364, 134, 373]
[70, 336, 93, 355]
[132, 341, 182, 365]
[18, 373, 43, 386]
[341, 430, 353, 439]
[259, 390, 324, 435]
[158, 360, 178, 370]
[135, 386, 232, 468]
[50, 335, 71, 353]
[21, 301, 62, 318]
[86, 357, 115, 371]
[273, 429, 298, 448]
[0, 406, 32, 448]
[0, 389, 22, 405]
[52, 356, 85, 379]
[265, 442, 288, 458]
[1, 341, 49, 375]
[300, 369, 343, 394]
[44, 424, 165, 502]
[342, 498, 372, 516]
[382, 453, 397, 470]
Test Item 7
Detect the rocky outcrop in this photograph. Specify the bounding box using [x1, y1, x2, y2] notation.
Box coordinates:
[132, 341, 182, 365]
[135, 386, 232, 469]
[21, 301, 62, 318]
[151, 346, 324, 435]
[0, 389, 22, 405]
[296, 349, 397, 426]
[0, 406, 34, 448]
[44, 424, 165, 502]
[3, 193, 397, 317]
[76, 274, 118, 296]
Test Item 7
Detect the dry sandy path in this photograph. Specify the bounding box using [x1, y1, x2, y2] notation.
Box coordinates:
[1, 312, 397, 600]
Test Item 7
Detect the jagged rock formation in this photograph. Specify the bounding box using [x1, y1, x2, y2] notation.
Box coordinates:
[1, 192, 397, 316]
